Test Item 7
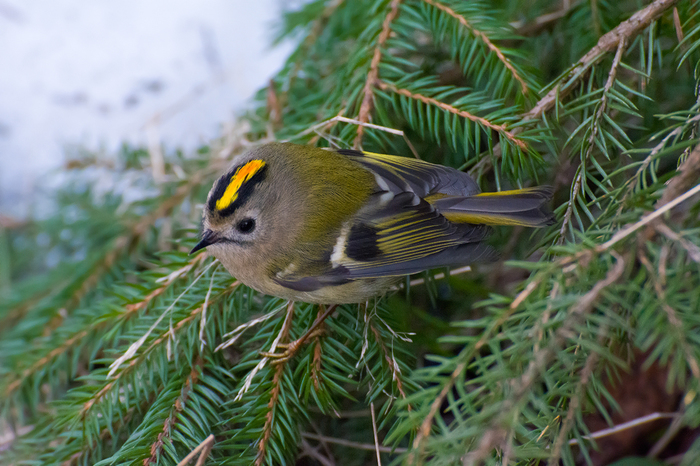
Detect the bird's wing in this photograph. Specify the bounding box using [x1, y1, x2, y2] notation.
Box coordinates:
[273, 191, 494, 292]
[335, 149, 481, 197]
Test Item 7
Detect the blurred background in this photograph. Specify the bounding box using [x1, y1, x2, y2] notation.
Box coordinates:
[0, 0, 292, 218]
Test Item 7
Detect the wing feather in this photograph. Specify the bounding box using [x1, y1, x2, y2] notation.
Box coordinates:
[274, 150, 497, 290]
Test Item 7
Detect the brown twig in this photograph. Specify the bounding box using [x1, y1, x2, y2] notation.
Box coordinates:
[369, 322, 410, 408]
[510, 0, 581, 36]
[302, 432, 407, 454]
[370, 402, 383, 466]
[144, 357, 204, 465]
[640, 140, 700, 243]
[299, 437, 336, 466]
[378, 81, 527, 150]
[175, 434, 215, 466]
[655, 223, 700, 263]
[558, 37, 627, 244]
[312, 306, 327, 391]
[422, 0, 528, 94]
[354, 0, 402, 149]
[566, 412, 679, 446]
[256, 301, 295, 466]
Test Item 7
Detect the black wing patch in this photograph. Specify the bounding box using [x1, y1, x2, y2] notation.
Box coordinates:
[345, 224, 381, 261]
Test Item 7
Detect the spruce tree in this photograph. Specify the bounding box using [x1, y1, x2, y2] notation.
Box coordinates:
[2, 0, 700, 464]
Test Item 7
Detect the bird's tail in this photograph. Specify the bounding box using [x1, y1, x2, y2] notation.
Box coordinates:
[433, 186, 555, 227]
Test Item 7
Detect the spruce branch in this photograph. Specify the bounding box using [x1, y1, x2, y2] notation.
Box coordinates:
[256, 301, 295, 466]
[145, 357, 204, 465]
[283, 0, 346, 108]
[369, 321, 410, 406]
[80, 281, 239, 421]
[175, 434, 215, 466]
[421, 0, 529, 94]
[558, 37, 627, 244]
[567, 412, 680, 446]
[639, 249, 700, 381]
[522, 0, 680, 125]
[3, 256, 207, 400]
[311, 307, 326, 392]
[107, 259, 220, 377]
[471, 0, 681, 176]
[548, 324, 610, 465]
[302, 432, 407, 453]
[61, 403, 143, 466]
[377, 81, 528, 150]
[463, 253, 625, 466]
[354, 0, 403, 148]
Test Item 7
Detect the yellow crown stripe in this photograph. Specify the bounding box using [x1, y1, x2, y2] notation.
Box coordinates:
[215, 160, 266, 211]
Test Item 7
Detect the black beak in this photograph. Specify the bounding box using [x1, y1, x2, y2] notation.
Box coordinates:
[190, 229, 219, 254]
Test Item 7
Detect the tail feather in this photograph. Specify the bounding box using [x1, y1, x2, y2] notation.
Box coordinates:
[433, 186, 555, 227]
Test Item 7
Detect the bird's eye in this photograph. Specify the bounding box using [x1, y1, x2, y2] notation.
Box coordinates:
[237, 218, 256, 233]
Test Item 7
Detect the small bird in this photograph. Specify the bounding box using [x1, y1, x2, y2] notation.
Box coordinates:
[191, 143, 554, 304]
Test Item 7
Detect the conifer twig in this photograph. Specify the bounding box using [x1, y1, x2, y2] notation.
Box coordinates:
[175, 434, 215, 466]
[312, 306, 326, 391]
[370, 322, 410, 407]
[421, 0, 528, 94]
[558, 37, 627, 244]
[145, 357, 204, 465]
[639, 250, 700, 381]
[655, 223, 700, 263]
[293, 115, 420, 159]
[567, 412, 679, 445]
[548, 325, 608, 464]
[354, 0, 402, 148]
[370, 402, 382, 466]
[256, 301, 295, 466]
[302, 433, 407, 453]
[522, 0, 680, 124]
[108, 260, 219, 377]
[463, 254, 625, 466]
[378, 81, 527, 150]
[80, 282, 239, 419]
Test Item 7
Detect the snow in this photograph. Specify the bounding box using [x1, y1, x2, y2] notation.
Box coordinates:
[0, 0, 292, 217]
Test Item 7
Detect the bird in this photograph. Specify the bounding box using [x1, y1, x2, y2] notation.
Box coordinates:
[191, 142, 554, 304]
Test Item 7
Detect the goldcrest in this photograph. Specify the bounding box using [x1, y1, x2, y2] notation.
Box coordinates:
[191, 143, 553, 304]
